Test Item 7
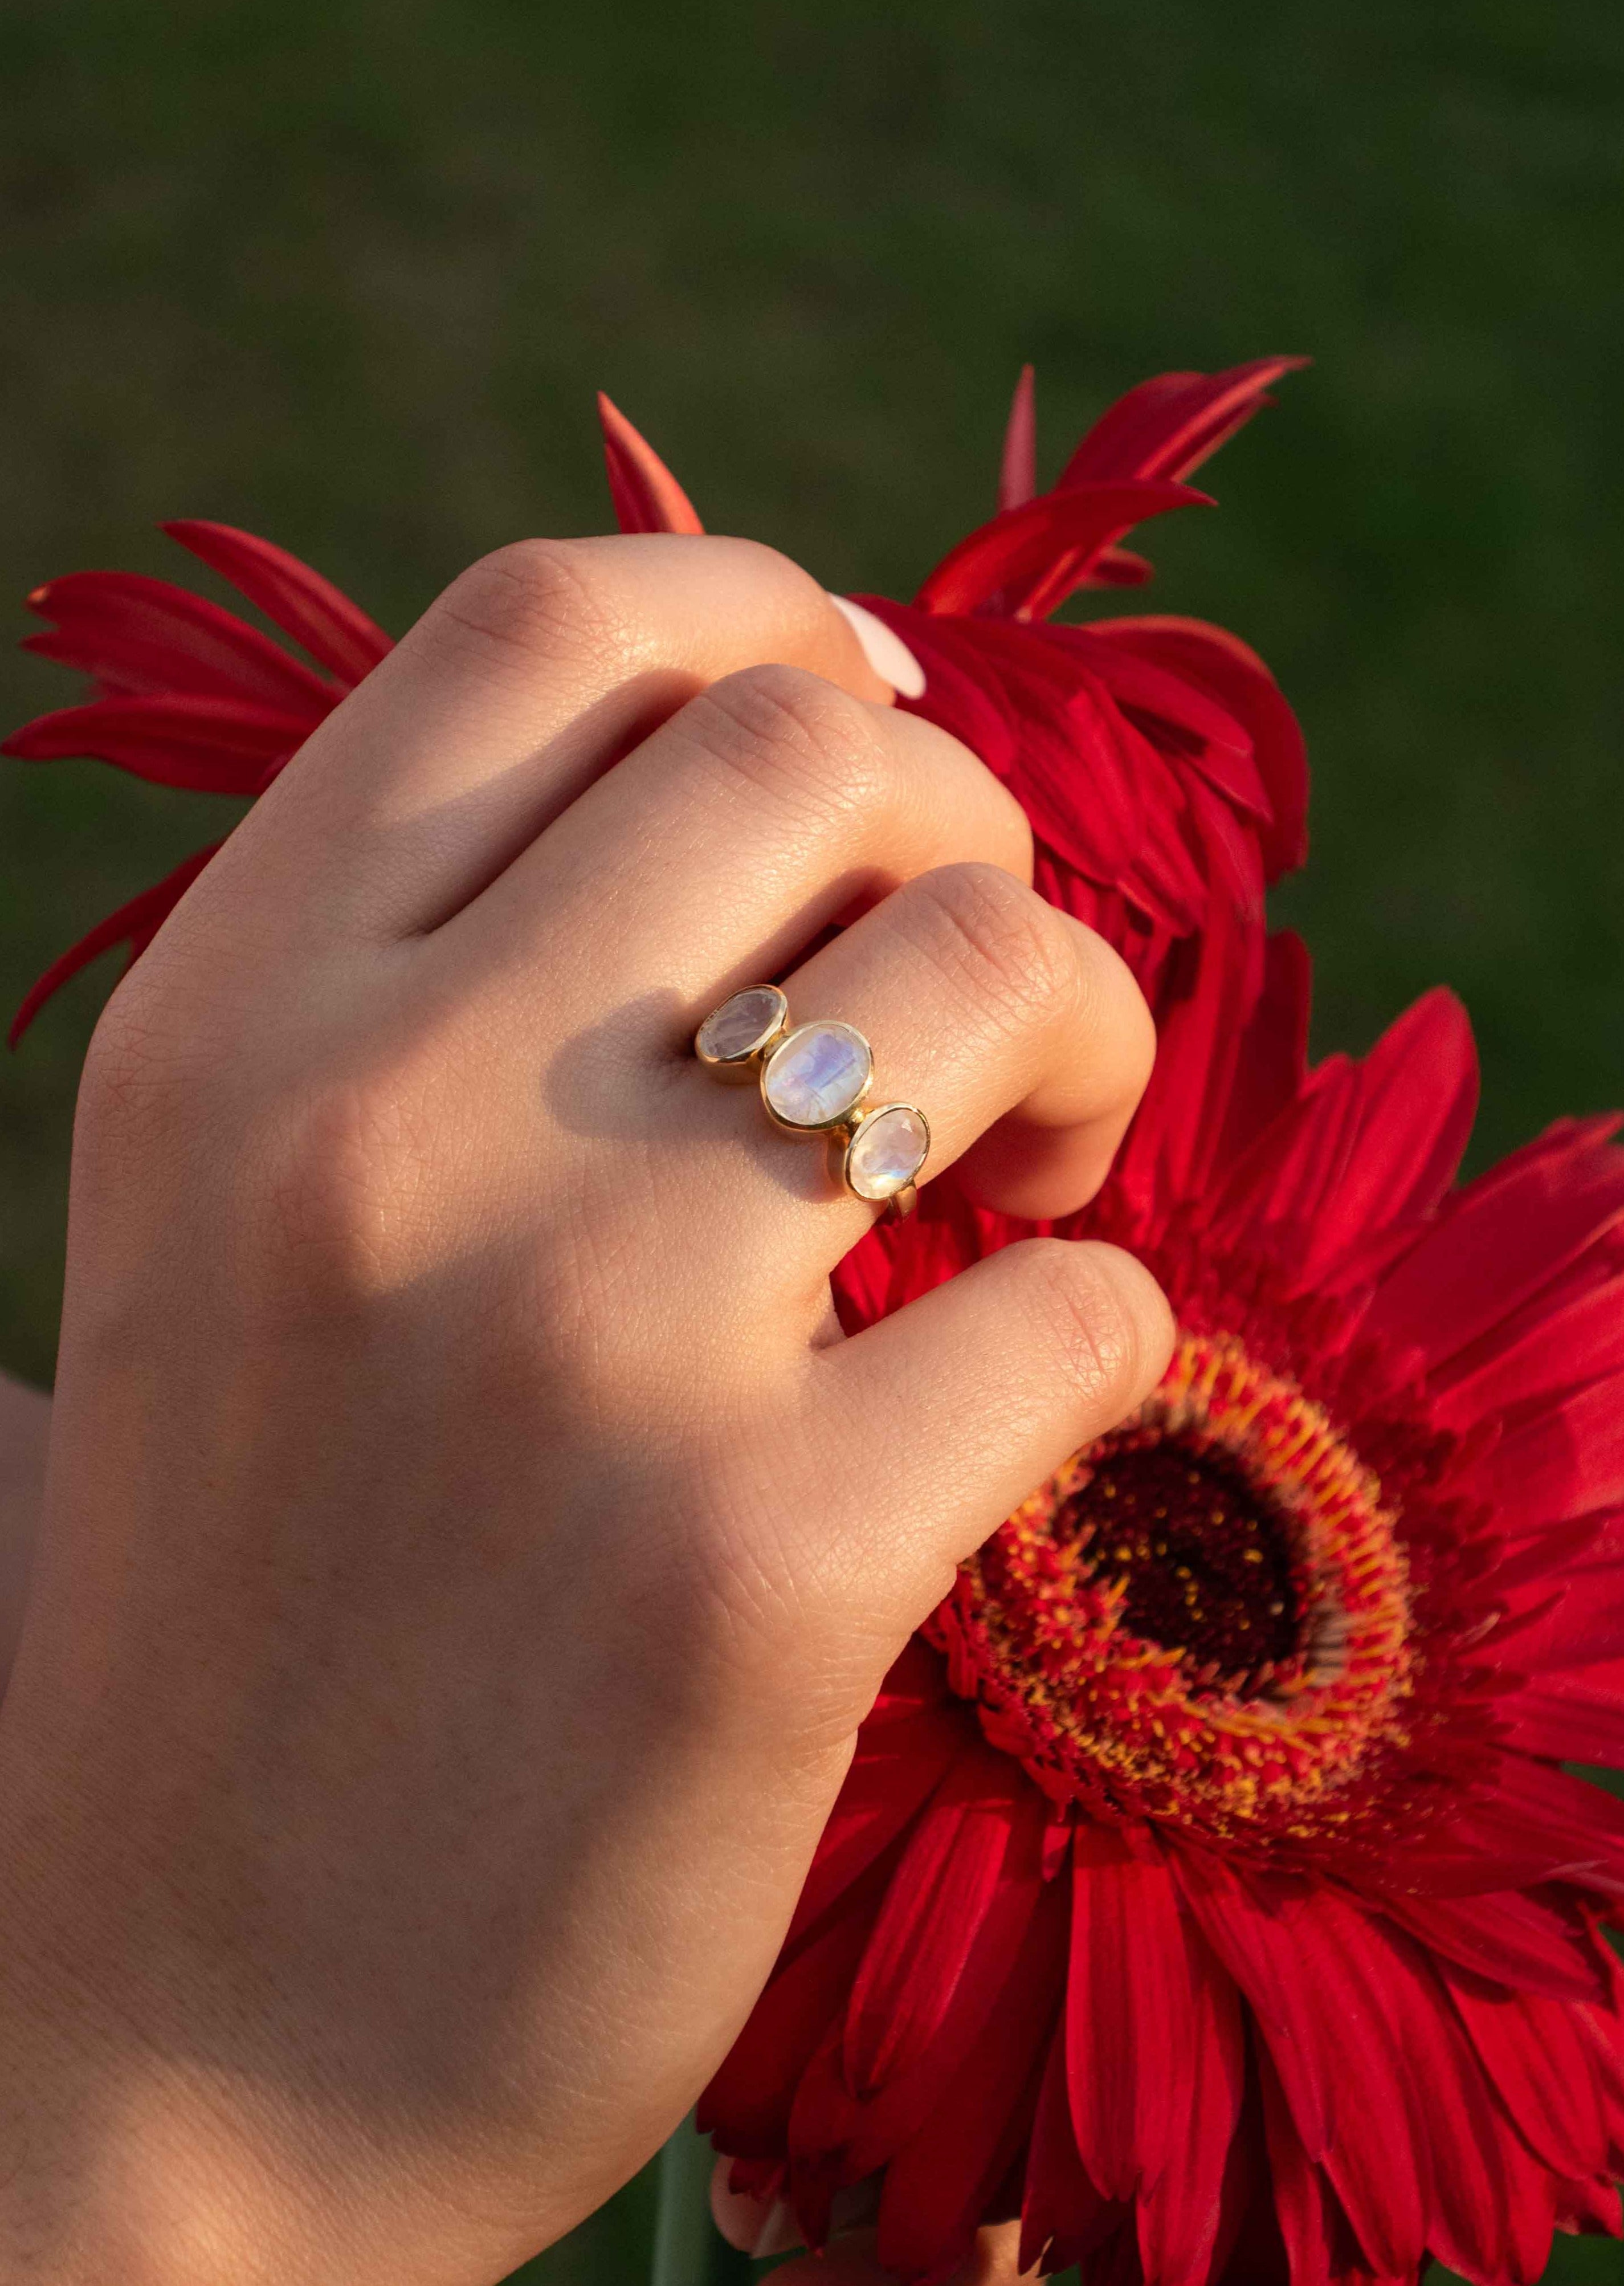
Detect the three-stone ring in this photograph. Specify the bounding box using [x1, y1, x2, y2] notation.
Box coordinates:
[694, 986, 930, 1219]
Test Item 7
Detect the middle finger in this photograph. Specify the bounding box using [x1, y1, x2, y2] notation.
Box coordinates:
[442, 662, 1033, 1021]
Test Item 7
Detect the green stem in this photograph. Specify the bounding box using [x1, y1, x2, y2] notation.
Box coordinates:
[651, 2114, 719, 2286]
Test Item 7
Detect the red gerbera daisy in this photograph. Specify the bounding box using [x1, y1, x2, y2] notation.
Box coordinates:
[7, 358, 1305, 1043]
[701, 903, 1624, 2286]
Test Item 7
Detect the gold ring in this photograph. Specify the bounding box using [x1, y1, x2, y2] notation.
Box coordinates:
[694, 987, 930, 1219]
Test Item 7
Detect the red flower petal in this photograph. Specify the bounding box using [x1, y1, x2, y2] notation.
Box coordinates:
[781, 1700, 965, 1954]
[842, 1747, 1018, 2097]
[1169, 1855, 1333, 2163]
[1203, 988, 1478, 1294]
[4, 694, 313, 794]
[1055, 357, 1308, 491]
[9, 843, 219, 1046]
[1228, 1892, 1430, 2277]
[871, 1874, 1067, 2285]
[1504, 1660, 1624, 1765]
[1097, 617, 1309, 881]
[595, 393, 705, 535]
[998, 365, 1037, 514]
[700, 1901, 876, 2158]
[914, 480, 1207, 619]
[1491, 1375, 1624, 1541]
[1366, 1118, 1624, 1371]
[162, 521, 392, 686]
[23, 571, 336, 711]
[1377, 1888, 1607, 2004]
[1064, 1829, 1244, 2255]
[799, 1811, 1051, 2182]
[1445, 1965, 1609, 2180]
[1019, 2023, 1123, 2273]
[1255, 2045, 1341, 2286]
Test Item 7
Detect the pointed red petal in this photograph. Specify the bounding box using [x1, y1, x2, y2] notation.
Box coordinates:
[700, 1900, 875, 2156]
[842, 1749, 1015, 2096]
[1445, 1966, 1609, 2179]
[798, 1811, 1050, 2183]
[1113, 893, 1266, 1230]
[782, 1701, 964, 1954]
[595, 393, 705, 535]
[23, 571, 336, 710]
[4, 694, 312, 793]
[1021, 2023, 1121, 2273]
[1056, 357, 1308, 490]
[914, 481, 1206, 618]
[1212, 929, 1313, 1174]
[1367, 1119, 1624, 1371]
[998, 366, 1037, 512]
[1065, 1828, 1244, 2236]
[1505, 1660, 1624, 1764]
[1209, 989, 1478, 1294]
[1377, 1889, 1607, 2004]
[10, 844, 219, 1046]
[1085, 545, 1155, 588]
[1255, 2045, 1338, 2286]
[1431, 1264, 1624, 1436]
[1491, 1375, 1624, 1541]
[162, 521, 391, 687]
[1169, 1855, 1334, 2163]
[1096, 616, 1309, 881]
[873, 1875, 1067, 2286]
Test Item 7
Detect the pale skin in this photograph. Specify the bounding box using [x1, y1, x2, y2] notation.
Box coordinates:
[0, 533, 1172, 2285]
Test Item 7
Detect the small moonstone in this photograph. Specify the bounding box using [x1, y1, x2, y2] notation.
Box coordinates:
[762, 1021, 871, 1128]
[846, 1104, 929, 1200]
[697, 987, 784, 1063]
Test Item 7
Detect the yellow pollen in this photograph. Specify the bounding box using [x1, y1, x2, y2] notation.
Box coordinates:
[940, 1330, 1416, 1848]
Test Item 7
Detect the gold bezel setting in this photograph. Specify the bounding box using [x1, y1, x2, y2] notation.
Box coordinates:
[841, 1102, 931, 1216]
[693, 985, 790, 1082]
[693, 991, 929, 1219]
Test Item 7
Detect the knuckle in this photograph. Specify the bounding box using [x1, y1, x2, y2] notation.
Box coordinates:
[235, 1059, 443, 1311]
[1024, 1238, 1150, 1408]
[904, 863, 1075, 1033]
[429, 539, 627, 671]
[684, 662, 891, 824]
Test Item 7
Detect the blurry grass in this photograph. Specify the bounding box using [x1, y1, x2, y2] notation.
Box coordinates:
[1, 5, 1622, 2283]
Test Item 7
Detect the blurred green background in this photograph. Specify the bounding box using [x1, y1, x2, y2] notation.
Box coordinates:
[0, 2, 1620, 2280]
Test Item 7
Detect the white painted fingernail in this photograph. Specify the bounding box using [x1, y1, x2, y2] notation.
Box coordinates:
[749, 2199, 802, 2258]
[829, 593, 927, 699]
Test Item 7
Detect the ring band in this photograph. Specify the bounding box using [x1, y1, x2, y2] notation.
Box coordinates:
[695, 987, 930, 1219]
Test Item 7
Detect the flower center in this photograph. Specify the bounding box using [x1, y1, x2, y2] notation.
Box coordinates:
[928, 1331, 1416, 1847]
[1076, 1436, 1303, 1693]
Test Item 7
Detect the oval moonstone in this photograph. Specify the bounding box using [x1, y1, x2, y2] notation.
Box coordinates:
[846, 1104, 929, 1200]
[696, 986, 785, 1064]
[762, 1021, 872, 1128]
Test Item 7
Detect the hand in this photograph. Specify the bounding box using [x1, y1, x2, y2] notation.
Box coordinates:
[0, 534, 1170, 2284]
[0, 1370, 49, 1688]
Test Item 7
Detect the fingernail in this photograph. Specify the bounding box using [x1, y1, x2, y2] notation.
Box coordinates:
[749, 2199, 802, 2258]
[829, 593, 927, 699]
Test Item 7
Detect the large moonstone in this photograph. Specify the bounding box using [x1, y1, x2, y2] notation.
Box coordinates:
[845, 1104, 929, 1200]
[696, 987, 785, 1063]
[762, 1021, 871, 1128]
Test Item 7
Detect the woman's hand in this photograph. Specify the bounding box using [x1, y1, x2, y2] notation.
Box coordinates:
[0, 1370, 48, 1686]
[0, 534, 1170, 2284]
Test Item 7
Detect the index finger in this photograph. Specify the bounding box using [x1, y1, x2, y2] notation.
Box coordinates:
[206, 534, 908, 944]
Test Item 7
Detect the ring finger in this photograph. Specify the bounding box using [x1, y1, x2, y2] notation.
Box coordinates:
[700, 858, 1155, 1260]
